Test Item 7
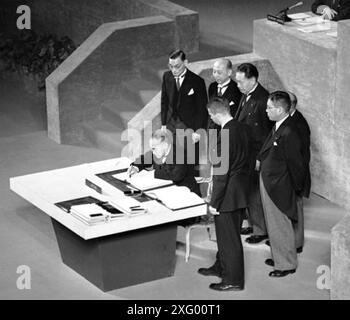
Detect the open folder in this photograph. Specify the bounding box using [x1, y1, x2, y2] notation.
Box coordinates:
[145, 185, 206, 211]
[113, 169, 173, 191]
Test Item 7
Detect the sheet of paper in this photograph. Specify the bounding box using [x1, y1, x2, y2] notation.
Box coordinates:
[289, 13, 312, 20]
[113, 169, 173, 191]
[145, 185, 205, 210]
[294, 16, 326, 26]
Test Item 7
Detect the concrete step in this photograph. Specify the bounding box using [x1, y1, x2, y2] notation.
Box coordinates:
[138, 56, 168, 85]
[82, 119, 128, 157]
[101, 97, 140, 129]
[121, 78, 160, 106]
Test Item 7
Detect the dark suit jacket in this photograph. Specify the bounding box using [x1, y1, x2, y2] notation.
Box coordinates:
[290, 109, 311, 198]
[258, 116, 305, 221]
[235, 83, 273, 160]
[311, 0, 350, 20]
[161, 69, 208, 132]
[132, 145, 200, 195]
[210, 119, 250, 213]
[208, 79, 242, 117]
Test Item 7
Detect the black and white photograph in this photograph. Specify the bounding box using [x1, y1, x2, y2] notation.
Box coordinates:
[1, 0, 350, 304]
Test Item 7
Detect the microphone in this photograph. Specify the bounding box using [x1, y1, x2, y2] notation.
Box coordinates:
[288, 1, 303, 11]
[267, 1, 304, 24]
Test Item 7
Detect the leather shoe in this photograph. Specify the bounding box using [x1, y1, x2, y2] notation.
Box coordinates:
[245, 235, 268, 244]
[269, 269, 296, 277]
[209, 282, 244, 291]
[240, 227, 253, 235]
[265, 240, 303, 253]
[198, 267, 221, 277]
[265, 258, 274, 267]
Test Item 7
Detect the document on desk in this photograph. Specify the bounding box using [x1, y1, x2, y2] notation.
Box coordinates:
[113, 170, 173, 191]
[289, 13, 312, 21]
[70, 203, 108, 225]
[145, 185, 205, 211]
[297, 23, 331, 33]
[109, 197, 148, 215]
[293, 16, 325, 26]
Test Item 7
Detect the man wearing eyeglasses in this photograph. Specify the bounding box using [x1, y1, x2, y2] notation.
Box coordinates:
[160, 50, 208, 174]
[258, 91, 305, 277]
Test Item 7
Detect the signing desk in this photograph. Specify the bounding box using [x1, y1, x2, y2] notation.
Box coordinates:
[10, 158, 206, 291]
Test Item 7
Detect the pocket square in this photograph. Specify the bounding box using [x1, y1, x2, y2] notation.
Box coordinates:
[188, 88, 194, 95]
[273, 141, 278, 146]
[229, 101, 235, 106]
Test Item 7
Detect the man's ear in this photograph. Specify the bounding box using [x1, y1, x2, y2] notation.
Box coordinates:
[228, 69, 233, 77]
[184, 59, 189, 66]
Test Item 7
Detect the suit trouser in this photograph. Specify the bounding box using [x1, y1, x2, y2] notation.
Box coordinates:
[213, 209, 245, 285]
[259, 174, 297, 271]
[246, 171, 267, 236]
[293, 196, 304, 249]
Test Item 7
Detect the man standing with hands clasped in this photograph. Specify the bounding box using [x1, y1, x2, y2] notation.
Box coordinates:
[197, 97, 250, 291]
[258, 91, 305, 277]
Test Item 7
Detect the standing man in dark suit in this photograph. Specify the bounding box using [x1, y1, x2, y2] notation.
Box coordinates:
[265, 92, 311, 253]
[197, 97, 250, 291]
[161, 50, 208, 173]
[258, 91, 305, 277]
[208, 58, 242, 117]
[235, 63, 273, 243]
[311, 0, 350, 21]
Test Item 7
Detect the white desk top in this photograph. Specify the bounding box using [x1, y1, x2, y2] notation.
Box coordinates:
[10, 157, 207, 240]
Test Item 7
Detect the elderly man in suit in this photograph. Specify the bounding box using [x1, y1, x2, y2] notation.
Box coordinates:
[160, 50, 208, 174]
[197, 96, 250, 291]
[258, 91, 305, 277]
[208, 58, 242, 116]
[128, 129, 199, 195]
[235, 63, 273, 243]
[311, 0, 350, 20]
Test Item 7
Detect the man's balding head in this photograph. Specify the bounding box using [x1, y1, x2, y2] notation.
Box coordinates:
[213, 58, 232, 84]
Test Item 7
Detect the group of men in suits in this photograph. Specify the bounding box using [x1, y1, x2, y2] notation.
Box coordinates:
[157, 49, 311, 291]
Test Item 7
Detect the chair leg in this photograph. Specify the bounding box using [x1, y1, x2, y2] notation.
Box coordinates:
[206, 226, 211, 241]
[185, 226, 193, 262]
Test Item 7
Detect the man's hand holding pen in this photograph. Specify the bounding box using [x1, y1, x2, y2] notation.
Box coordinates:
[127, 165, 139, 178]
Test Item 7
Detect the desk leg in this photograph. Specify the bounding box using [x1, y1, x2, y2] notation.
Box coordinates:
[51, 219, 177, 292]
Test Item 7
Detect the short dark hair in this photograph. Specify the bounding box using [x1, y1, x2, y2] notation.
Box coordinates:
[223, 58, 232, 70]
[169, 49, 186, 61]
[269, 91, 291, 113]
[207, 96, 231, 115]
[236, 63, 259, 80]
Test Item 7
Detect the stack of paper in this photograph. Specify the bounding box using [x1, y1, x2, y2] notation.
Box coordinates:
[110, 197, 148, 216]
[145, 185, 205, 211]
[293, 16, 325, 26]
[113, 169, 173, 191]
[70, 203, 108, 225]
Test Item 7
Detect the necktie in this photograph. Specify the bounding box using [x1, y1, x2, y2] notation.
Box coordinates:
[217, 83, 229, 96]
[272, 124, 276, 134]
[175, 77, 180, 91]
[235, 93, 250, 119]
[218, 86, 223, 96]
